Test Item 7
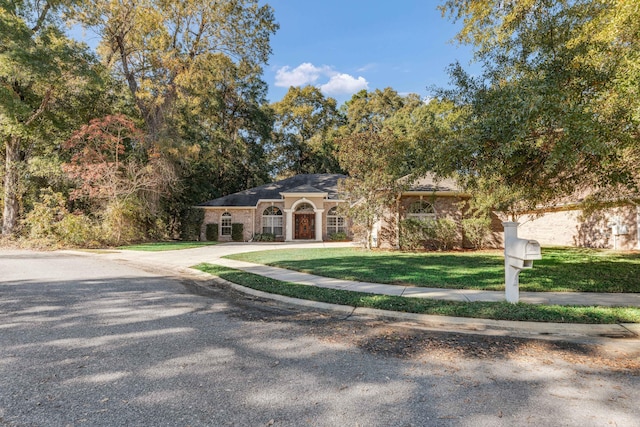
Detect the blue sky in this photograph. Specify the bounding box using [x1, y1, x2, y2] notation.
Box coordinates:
[264, 0, 477, 105]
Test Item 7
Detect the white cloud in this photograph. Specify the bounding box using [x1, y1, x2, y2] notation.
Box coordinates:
[275, 63, 329, 87]
[274, 62, 369, 96]
[320, 74, 369, 95]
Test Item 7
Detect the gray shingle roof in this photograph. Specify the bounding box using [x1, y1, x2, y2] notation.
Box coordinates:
[199, 174, 347, 207]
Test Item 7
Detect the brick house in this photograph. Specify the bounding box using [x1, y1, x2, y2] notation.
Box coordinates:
[197, 173, 471, 245]
[197, 173, 639, 250]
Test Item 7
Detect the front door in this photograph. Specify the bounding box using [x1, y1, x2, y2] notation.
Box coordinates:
[295, 214, 315, 240]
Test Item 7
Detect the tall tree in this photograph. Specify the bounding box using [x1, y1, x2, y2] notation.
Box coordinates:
[78, 0, 278, 142]
[1, 0, 102, 236]
[434, 0, 640, 212]
[270, 85, 343, 177]
[171, 54, 273, 212]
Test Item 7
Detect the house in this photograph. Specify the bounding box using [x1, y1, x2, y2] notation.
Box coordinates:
[197, 173, 474, 246]
[513, 201, 639, 250]
[197, 173, 639, 250]
[198, 174, 349, 242]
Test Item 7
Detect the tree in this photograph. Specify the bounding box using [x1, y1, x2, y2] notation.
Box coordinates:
[78, 0, 278, 142]
[168, 53, 273, 227]
[335, 129, 407, 249]
[270, 86, 343, 177]
[340, 88, 407, 133]
[434, 0, 640, 213]
[76, 0, 278, 234]
[62, 114, 176, 243]
[1, 0, 103, 236]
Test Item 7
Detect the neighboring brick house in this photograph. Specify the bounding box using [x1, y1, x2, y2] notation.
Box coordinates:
[514, 202, 639, 250]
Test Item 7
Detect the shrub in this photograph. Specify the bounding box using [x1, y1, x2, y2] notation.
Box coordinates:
[56, 213, 99, 247]
[101, 199, 147, 245]
[180, 207, 205, 241]
[328, 231, 348, 241]
[231, 223, 244, 241]
[399, 218, 460, 251]
[252, 232, 275, 242]
[205, 223, 219, 241]
[434, 218, 459, 250]
[24, 189, 67, 240]
[462, 217, 491, 249]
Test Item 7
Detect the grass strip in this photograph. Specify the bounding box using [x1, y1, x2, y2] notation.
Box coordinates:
[119, 241, 220, 251]
[194, 263, 640, 324]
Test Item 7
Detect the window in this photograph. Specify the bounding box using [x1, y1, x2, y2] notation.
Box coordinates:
[262, 206, 283, 236]
[407, 201, 436, 221]
[295, 202, 314, 212]
[327, 206, 346, 235]
[221, 212, 232, 236]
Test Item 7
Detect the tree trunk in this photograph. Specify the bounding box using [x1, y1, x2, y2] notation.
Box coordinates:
[2, 137, 20, 236]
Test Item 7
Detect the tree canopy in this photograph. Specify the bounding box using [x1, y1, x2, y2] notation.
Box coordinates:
[433, 0, 640, 214]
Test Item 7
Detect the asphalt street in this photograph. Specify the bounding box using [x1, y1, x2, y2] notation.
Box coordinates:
[1, 250, 639, 426]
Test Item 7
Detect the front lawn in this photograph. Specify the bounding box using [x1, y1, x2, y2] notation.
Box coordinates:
[194, 264, 640, 324]
[119, 241, 220, 251]
[225, 247, 640, 293]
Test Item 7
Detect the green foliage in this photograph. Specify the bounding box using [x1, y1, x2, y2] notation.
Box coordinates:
[434, 0, 640, 211]
[180, 207, 205, 241]
[328, 231, 348, 241]
[1, 0, 107, 236]
[399, 218, 460, 251]
[205, 223, 219, 241]
[270, 86, 343, 175]
[231, 223, 244, 242]
[23, 189, 67, 240]
[252, 232, 275, 242]
[23, 188, 100, 247]
[56, 213, 99, 247]
[462, 216, 491, 249]
[335, 128, 407, 249]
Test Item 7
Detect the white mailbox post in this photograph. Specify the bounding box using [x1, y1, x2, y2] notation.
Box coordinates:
[503, 222, 542, 303]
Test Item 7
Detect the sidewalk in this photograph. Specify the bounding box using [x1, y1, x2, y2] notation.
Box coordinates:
[212, 257, 640, 307]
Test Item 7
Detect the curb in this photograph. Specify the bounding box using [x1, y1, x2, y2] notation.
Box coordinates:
[184, 267, 639, 344]
[64, 250, 640, 345]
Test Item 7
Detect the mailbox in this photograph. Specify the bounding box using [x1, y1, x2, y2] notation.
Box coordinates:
[507, 238, 542, 269]
[502, 222, 542, 303]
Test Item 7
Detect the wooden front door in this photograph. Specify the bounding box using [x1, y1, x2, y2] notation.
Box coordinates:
[295, 214, 315, 240]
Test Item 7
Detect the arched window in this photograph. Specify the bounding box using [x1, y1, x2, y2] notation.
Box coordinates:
[262, 206, 283, 236]
[407, 201, 436, 221]
[221, 212, 232, 236]
[327, 206, 346, 235]
[295, 202, 314, 212]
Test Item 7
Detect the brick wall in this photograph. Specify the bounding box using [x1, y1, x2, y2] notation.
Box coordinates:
[201, 208, 255, 242]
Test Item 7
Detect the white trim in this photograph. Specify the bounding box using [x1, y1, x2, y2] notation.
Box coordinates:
[280, 191, 328, 198]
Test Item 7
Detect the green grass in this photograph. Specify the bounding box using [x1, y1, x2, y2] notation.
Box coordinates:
[225, 247, 640, 293]
[194, 263, 640, 324]
[118, 241, 220, 251]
